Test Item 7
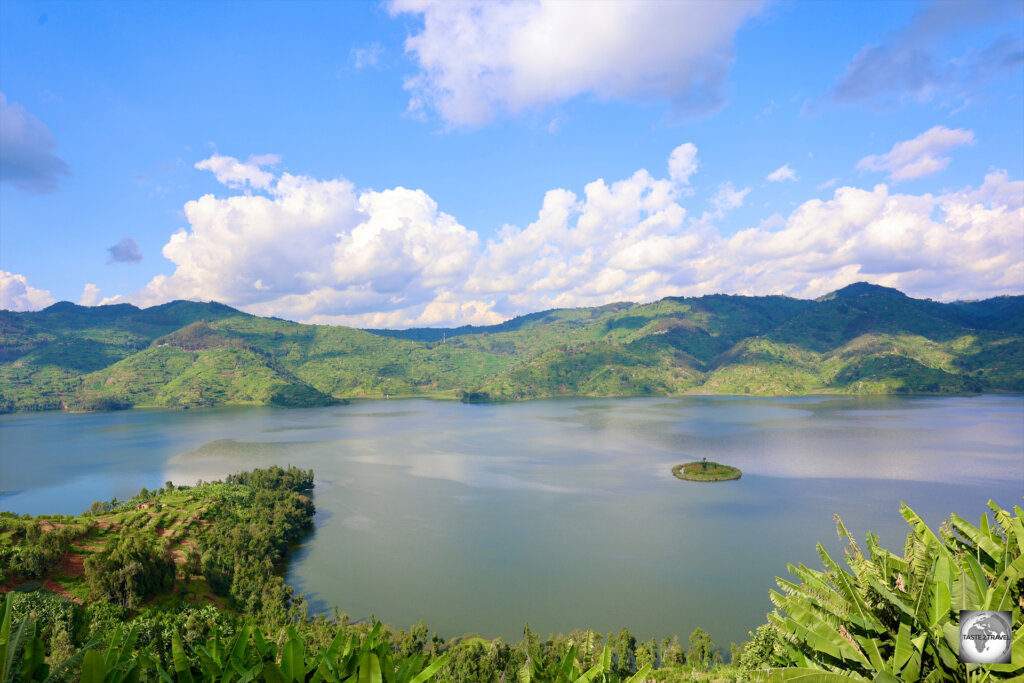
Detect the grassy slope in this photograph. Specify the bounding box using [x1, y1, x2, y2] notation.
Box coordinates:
[0, 283, 1021, 412]
[1, 482, 247, 608]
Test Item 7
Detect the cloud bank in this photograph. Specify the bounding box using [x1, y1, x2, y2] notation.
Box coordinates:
[390, 0, 766, 127]
[0, 93, 70, 194]
[120, 144, 1024, 327]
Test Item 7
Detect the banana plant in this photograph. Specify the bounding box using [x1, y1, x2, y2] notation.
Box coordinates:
[1, 592, 96, 683]
[517, 643, 653, 683]
[1, 592, 47, 683]
[145, 620, 451, 683]
[76, 624, 165, 683]
[188, 624, 264, 682]
[756, 501, 1022, 682]
[304, 620, 449, 683]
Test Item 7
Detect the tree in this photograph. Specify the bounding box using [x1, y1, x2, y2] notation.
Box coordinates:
[688, 627, 718, 670]
[613, 627, 637, 675]
[660, 635, 685, 667]
[636, 638, 657, 672]
[84, 533, 175, 608]
[445, 639, 507, 682]
[183, 547, 202, 578]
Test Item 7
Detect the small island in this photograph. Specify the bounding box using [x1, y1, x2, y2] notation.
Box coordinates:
[672, 458, 742, 482]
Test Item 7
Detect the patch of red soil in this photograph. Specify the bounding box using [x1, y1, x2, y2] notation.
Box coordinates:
[56, 552, 86, 578]
[72, 541, 104, 552]
[156, 527, 175, 538]
[41, 579, 82, 605]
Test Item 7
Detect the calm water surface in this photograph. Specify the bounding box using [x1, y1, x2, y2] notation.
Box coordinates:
[1, 395, 1021, 647]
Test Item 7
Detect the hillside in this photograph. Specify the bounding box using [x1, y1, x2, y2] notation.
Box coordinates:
[1, 283, 1021, 413]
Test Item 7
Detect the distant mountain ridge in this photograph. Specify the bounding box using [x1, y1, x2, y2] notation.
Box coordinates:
[1, 283, 1021, 413]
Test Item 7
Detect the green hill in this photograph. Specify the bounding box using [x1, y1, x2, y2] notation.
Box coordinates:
[1, 283, 1021, 413]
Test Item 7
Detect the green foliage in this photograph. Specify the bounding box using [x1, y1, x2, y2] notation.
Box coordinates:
[0, 592, 94, 683]
[738, 624, 784, 672]
[0, 519, 86, 581]
[516, 641, 654, 683]
[3, 284, 1021, 413]
[3, 467, 316, 632]
[8, 591, 78, 647]
[686, 628, 719, 671]
[2, 594, 453, 683]
[84, 533, 176, 609]
[225, 466, 314, 493]
[754, 501, 1024, 681]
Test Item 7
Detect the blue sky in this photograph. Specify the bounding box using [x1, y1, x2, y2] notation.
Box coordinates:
[1, 0, 1022, 327]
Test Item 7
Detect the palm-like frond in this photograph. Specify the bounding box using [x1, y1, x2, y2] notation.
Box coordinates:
[759, 500, 1023, 682]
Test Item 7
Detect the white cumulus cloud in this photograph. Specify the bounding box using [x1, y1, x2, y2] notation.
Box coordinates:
[766, 164, 797, 182]
[856, 125, 975, 181]
[710, 181, 751, 214]
[194, 153, 280, 190]
[0, 271, 55, 311]
[389, 0, 766, 127]
[124, 146, 1022, 328]
[80, 283, 102, 306]
[668, 142, 699, 189]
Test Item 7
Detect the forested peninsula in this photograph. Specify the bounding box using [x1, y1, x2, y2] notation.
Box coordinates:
[2, 282, 1022, 414]
[2, 467, 1020, 681]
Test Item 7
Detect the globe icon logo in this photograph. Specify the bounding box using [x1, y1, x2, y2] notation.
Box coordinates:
[959, 610, 1012, 664]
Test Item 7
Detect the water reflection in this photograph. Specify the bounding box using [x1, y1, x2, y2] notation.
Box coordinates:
[1, 395, 1021, 647]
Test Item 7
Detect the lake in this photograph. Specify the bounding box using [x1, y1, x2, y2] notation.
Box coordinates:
[1, 394, 1021, 648]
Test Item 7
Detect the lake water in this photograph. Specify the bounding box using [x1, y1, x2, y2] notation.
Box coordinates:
[1, 395, 1021, 648]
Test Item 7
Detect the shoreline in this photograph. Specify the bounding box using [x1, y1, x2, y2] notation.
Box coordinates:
[2, 388, 1015, 417]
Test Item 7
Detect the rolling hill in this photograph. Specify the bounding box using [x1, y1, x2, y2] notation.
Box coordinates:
[1, 283, 1021, 413]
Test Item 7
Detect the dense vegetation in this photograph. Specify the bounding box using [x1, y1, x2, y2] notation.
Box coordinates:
[672, 460, 742, 482]
[2, 466, 1020, 681]
[743, 501, 1023, 681]
[1, 465, 315, 623]
[1, 283, 1022, 414]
